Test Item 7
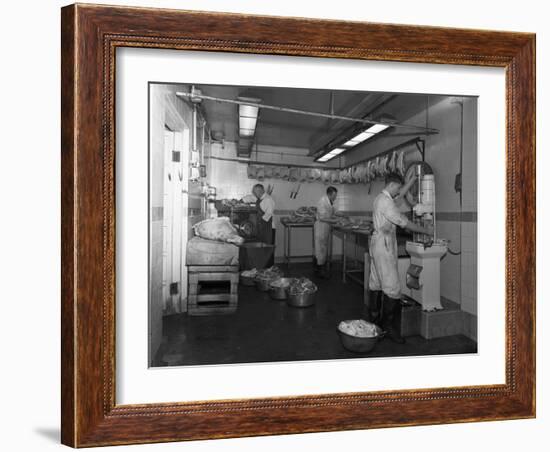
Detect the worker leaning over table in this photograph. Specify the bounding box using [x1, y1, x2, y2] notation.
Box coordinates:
[242, 183, 276, 245]
[314, 186, 339, 279]
[368, 172, 433, 344]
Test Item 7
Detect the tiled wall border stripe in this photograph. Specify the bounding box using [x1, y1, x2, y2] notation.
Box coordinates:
[151, 207, 477, 223]
[273, 209, 477, 222]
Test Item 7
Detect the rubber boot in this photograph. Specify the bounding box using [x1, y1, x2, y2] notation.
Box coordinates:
[318, 263, 330, 280]
[382, 294, 405, 344]
[365, 290, 382, 324]
[391, 299, 406, 344]
[313, 257, 321, 276]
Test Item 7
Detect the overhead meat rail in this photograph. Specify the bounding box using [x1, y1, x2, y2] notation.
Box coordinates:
[343, 137, 427, 170]
[207, 155, 332, 170]
[176, 91, 439, 134]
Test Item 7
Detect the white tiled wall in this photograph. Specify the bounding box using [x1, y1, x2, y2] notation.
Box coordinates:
[460, 99, 478, 315]
[460, 222, 478, 314]
[437, 220, 462, 302]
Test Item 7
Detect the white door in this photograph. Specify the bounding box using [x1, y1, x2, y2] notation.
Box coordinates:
[162, 128, 189, 313]
[162, 130, 174, 312]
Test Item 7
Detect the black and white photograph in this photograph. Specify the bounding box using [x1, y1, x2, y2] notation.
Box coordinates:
[148, 82, 478, 367]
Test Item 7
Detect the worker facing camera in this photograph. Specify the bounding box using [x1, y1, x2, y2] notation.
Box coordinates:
[314, 186, 339, 279]
[368, 172, 433, 344]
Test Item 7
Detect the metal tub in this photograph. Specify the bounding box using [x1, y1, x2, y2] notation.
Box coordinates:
[287, 289, 317, 308]
[337, 325, 384, 353]
[269, 278, 295, 300]
[256, 276, 276, 292]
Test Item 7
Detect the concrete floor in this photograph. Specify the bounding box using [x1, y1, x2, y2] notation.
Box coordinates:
[154, 263, 477, 367]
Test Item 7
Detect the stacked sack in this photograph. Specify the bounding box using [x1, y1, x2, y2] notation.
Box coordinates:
[186, 217, 243, 266]
[192, 218, 244, 245]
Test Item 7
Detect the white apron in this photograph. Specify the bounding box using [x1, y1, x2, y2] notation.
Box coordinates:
[369, 190, 409, 298]
[314, 195, 335, 265]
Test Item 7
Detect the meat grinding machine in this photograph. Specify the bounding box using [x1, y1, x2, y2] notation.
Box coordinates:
[404, 162, 448, 311]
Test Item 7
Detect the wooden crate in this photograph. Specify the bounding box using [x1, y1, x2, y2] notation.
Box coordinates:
[187, 265, 239, 316]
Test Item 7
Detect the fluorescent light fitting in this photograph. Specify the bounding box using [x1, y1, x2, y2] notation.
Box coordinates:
[239, 104, 259, 118]
[353, 131, 375, 142]
[239, 128, 254, 137]
[317, 147, 346, 162]
[343, 131, 375, 147]
[239, 116, 257, 130]
[329, 148, 345, 155]
[343, 140, 357, 147]
[366, 123, 390, 134]
[238, 103, 259, 138]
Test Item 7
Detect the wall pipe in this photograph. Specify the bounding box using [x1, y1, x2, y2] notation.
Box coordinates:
[446, 98, 465, 257]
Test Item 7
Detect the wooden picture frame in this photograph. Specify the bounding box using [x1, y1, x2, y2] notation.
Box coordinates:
[61, 3, 535, 447]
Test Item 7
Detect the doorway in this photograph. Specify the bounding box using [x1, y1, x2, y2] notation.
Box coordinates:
[162, 126, 190, 314]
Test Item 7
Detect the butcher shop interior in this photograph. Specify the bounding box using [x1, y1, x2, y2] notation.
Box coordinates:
[148, 82, 478, 367]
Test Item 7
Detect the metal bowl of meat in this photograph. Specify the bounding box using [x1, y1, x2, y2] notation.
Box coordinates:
[255, 267, 283, 292]
[337, 320, 384, 353]
[287, 277, 317, 307]
[269, 278, 296, 300]
[256, 277, 273, 292]
[240, 269, 258, 286]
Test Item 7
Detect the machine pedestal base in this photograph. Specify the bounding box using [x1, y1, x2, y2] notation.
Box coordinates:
[420, 299, 463, 339]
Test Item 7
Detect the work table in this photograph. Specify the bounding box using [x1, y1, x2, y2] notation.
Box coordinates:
[280, 220, 315, 267]
[330, 225, 372, 288]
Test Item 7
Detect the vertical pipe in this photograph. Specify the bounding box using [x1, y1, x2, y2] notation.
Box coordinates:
[201, 120, 205, 165]
[413, 164, 422, 243]
[192, 105, 197, 152]
[433, 179, 437, 241]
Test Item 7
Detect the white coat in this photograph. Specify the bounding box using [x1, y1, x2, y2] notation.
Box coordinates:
[314, 195, 335, 265]
[369, 190, 409, 298]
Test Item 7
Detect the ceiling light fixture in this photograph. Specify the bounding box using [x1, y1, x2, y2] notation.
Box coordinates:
[365, 123, 390, 134]
[238, 97, 261, 139]
[315, 114, 396, 162]
[317, 148, 345, 162]
[342, 131, 375, 147]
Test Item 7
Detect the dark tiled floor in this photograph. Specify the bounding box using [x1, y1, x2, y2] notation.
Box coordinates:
[154, 263, 477, 367]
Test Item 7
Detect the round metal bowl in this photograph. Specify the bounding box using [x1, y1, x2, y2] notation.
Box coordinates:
[256, 277, 277, 292]
[269, 278, 295, 300]
[287, 290, 317, 308]
[240, 274, 257, 286]
[337, 326, 384, 353]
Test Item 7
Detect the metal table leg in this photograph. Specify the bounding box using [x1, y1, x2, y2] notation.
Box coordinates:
[283, 225, 288, 267]
[327, 226, 334, 271]
[363, 251, 371, 306]
[311, 225, 315, 265]
[287, 225, 291, 268]
[342, 231, 347, 283]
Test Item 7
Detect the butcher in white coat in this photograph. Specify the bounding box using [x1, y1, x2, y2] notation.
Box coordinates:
[314, 186, 339, 279]
[368, 172, 432, 343]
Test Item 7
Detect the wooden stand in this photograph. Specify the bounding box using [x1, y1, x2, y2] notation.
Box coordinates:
[187, 265, 239, 315]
